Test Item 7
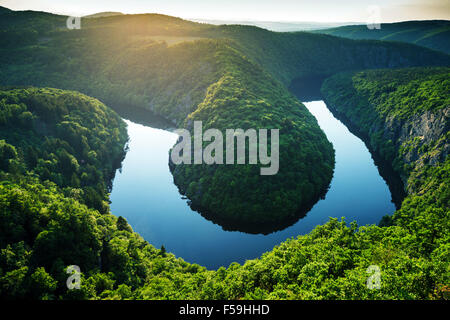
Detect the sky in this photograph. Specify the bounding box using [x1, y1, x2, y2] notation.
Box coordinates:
[1, 0, 449, 22]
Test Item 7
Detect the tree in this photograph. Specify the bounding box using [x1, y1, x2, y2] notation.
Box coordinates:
[29, 267, 57, 299]
[116, 216, 132, 232]
[160, 245, 166, 257]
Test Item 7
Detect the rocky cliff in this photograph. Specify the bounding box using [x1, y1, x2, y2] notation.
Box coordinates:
[321, 67, 449, 199]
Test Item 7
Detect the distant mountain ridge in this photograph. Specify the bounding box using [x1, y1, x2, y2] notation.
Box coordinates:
[83, 11, 124, 18]
[1, 5, 449, 227]
[191, 19, 361, 32]
[0, 5, 449, 300]
[316, 20, 450, 55]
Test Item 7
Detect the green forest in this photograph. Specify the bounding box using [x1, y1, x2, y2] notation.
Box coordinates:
[1, 6, 449, 226]
[317, 20, 450, 55]
[0, 6, 448, 300]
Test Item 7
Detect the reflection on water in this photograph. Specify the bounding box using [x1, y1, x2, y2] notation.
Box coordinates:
[110, 101, 395, 269]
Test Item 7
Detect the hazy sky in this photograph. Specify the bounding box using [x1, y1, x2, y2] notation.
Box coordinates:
[1, 0, 449, 22]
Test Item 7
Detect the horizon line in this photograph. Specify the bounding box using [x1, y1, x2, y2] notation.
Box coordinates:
[2, 5, 449, 25]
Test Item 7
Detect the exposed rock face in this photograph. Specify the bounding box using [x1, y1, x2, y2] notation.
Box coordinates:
[324, 94, 448, 198]
[385, 108, 449, 164]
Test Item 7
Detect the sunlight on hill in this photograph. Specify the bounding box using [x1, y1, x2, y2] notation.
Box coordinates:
[132, 35, 206, 46]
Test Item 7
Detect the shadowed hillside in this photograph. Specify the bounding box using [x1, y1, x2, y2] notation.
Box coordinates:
[0, 7, 449, 300]
[316, 20, 450, 55]
[0, 6, 449, 229]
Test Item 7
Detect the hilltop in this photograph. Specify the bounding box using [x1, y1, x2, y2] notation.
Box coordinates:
[190, 19, 357, 32]
[83, 12, 124, 18]
[0, 7, 449, 300]
[0, 7, 449, 229]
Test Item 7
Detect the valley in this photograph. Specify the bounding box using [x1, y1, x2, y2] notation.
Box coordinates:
[0, 6, 448, 300]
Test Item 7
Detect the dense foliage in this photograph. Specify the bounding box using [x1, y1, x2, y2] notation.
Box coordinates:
[321, 67, 449, 178]
[1, 7, 448, 226]
[317, 20, 450, 55]
[0, 7, 448, 300]
[169, 44, 334, 226]
[203, 24, 450, 85]
[0, 87, 127, 213]
[0, 74, 447, 301]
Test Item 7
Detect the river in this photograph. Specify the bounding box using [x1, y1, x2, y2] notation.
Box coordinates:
[109, 100, 396, 269]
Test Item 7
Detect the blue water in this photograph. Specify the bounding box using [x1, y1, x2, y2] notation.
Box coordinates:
[110, 101, 395, 269]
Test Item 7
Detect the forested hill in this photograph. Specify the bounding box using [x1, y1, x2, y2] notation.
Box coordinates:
[0, 6, 449, 229]
[83, 12, 124, 19]
[316, 20, 450, 55]
[1, 68, 448, 299]
[0, 6, 449, 300]
[1, 7, 449, 87]
[202, 24, 450, 85]
[0, 87, 128, 213]
[321, 67, 449, 190]
[0, 88, 217, 300]
[320, 68, 449, 300]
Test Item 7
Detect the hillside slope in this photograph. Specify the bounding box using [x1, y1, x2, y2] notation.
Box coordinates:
[0, 87, 214, 300]
[319, 67, 449, 296]
[316, 20, 450, 55]
[1, 69, 448, 299]
[0, 8, 449, 299]
[1, 6, 449, 231]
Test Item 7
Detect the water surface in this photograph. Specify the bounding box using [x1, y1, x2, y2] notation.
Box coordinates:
[110, 101, 395, 269]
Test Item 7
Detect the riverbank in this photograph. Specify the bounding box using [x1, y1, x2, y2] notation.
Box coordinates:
[110, 101, 395, 269]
